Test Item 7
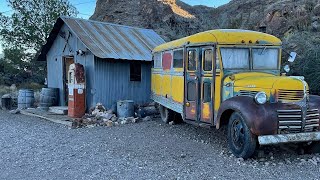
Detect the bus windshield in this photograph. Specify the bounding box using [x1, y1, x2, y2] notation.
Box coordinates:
[221, 48, 249, 69]
[221, 47, 279, 70]
[252, 48, 279, 70]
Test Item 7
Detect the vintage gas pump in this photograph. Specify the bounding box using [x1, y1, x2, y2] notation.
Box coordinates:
[68, 63, 86, 118]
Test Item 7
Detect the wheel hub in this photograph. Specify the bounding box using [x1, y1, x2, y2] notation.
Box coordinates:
[232, 119, 244, 148]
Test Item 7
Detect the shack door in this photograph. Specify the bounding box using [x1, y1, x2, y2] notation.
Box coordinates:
[63, 57, 74, 105]
[185, 47, 214, 124]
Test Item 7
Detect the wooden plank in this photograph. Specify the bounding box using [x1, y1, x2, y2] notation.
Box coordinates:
[20, 111, 72, 126]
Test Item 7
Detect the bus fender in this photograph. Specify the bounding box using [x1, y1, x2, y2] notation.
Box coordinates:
[215, 96, 278, 136]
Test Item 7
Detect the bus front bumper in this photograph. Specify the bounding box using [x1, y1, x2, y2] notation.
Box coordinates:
[258, 132, 320, 145]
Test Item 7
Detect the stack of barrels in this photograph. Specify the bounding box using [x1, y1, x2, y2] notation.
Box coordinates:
[17, 88, 59, 110]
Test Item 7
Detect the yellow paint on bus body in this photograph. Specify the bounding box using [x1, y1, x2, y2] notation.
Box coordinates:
[171, 76, 184, 103]
[153, 29, 281, 53]
[202, 103, 211, 120]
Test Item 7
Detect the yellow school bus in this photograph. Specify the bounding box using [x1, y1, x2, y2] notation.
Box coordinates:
[151, 29, 320, 158]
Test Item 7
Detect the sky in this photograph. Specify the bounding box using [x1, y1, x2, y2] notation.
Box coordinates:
[0, 0, 230, 54]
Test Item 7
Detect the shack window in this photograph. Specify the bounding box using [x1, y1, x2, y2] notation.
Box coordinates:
[203, 82, 211, 103]
[187, 81, 196, 101]
[188, 50, 197, 71]
[153, 52, 162, 68]
[204, 49, 213, 71]
[173, 49, 183, 68]
[130, 62, 141, 81]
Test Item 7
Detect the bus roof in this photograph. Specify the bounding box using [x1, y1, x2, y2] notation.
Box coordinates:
[153, 29, 282, 52]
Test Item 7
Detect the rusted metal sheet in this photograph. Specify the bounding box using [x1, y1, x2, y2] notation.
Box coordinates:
[38, 16, 165, 62]
[62, 17, 165, 61]
[258, 132, 320, 145]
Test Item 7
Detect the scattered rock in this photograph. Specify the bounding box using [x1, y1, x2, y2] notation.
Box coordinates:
[98, 112, 114, 120]
[87, 124, 96, 128]
[259, 158, 266, 162]
[142, 116, 152, 121]
[169, 121, 175, 125]
[106, 120, 113, 127]
[180, 154, 186, 158]
[314, 4, 320, 16]
[309, 159, 318, 165]
[111, 116, 118, 122]
[120, 120, 128, 125]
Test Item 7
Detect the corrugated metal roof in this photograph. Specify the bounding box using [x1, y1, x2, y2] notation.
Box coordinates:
[37, 16, 165, 61]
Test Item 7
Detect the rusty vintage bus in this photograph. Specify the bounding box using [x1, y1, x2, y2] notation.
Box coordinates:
[151, 29, 320, 158]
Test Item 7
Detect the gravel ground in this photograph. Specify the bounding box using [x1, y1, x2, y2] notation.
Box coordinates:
[0, 110, 319, 180]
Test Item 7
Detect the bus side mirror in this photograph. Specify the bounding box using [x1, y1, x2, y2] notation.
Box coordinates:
[288, 52, 297, 62]
[284, 65, 290, 73]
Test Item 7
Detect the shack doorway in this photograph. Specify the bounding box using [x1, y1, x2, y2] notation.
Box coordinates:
[63, 56, 74, 105]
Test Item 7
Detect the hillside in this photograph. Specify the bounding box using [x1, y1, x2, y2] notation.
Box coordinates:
[91, 0, 320, 93]
[90, 0, 212, 41]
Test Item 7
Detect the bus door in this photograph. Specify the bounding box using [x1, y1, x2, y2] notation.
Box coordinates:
[185, 47, 214, 124]
[200, 47, 214, 124]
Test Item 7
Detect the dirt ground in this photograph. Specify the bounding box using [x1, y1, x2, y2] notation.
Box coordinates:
[0, 110, 319, 180]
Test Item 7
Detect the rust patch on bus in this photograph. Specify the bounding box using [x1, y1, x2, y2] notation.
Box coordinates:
[162, 52, 172, 70]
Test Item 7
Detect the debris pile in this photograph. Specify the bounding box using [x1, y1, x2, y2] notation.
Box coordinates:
[71, 103, 157, 129]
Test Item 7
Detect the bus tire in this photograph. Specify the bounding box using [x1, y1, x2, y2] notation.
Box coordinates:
[159, 105, 174, 123]
[227, 112, 257, 159]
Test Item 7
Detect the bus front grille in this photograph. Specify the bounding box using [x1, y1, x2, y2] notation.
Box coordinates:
[277, 90, 307, 102]
[277, 109, 319, 134]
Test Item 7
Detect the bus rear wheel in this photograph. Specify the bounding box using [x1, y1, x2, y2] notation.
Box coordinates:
[159, 105, 175, 123]
[227, 112, 257, 159]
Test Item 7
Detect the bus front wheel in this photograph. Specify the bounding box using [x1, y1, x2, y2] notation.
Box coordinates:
[159, 105, 174, 123]
[227, 112, 257, 159]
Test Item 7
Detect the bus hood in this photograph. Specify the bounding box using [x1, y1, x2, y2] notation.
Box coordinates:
[232, 73, 305, 90]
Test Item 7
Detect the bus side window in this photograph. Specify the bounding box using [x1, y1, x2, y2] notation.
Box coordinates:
[173, 49, 183, 68]
[153, 52, 162, 69]
[216, 50, 220, 70]
[188, 50, 197, 71]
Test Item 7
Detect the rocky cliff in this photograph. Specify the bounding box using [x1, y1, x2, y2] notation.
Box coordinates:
[90, 0, 212, 41]
[91, 0, 320, 40]
[91, 0, 320, 93]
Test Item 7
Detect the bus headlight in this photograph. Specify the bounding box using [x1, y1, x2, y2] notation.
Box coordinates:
[255, 92, 267, 105]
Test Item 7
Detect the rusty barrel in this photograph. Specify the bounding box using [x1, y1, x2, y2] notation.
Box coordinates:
[39, 88, 59, 109]
[1, 94, 12, 110]
[18, 89, 35, 109]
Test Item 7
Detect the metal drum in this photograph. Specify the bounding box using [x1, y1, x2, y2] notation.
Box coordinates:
[39, 88, 59, 109]
[18, 89, 35, 109]
[117, 100, 135, 118]
[1, 94, 12, 110]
